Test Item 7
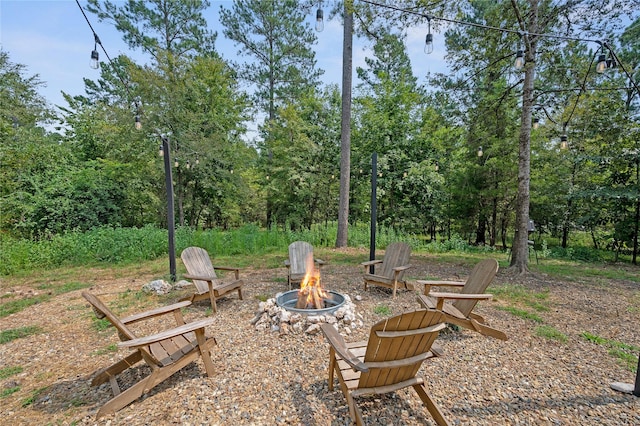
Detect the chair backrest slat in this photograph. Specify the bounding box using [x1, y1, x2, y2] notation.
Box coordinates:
[359, 310, 444, 389]
[82, 292, 137, 341]
[378, 242, 411, 279]
[181, 247, 219, 293]
[289, 241, 314, 276]
[454, 259, 499, 316]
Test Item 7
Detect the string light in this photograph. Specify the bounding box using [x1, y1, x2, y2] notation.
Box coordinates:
[424, 17, 433, 54]
[315, 2, 324, 32]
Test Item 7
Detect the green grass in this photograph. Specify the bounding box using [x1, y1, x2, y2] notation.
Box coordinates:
[373, 304, 392, 316]
[490, 284, 550, 312]
[37, 281, 93, 295]
[22, 387, 47, 407]
[581, 332, 640, 372]
[535, 325, 568, 342]
[0, 326, 42, 344]
[0, 295, 50, 318]
[0, 366, 23, 379]
[0, 281, 93, 319]
[1, 386, 20, 398]
[496, 306, 544, 323]
[255, 294, 270, 302]
[93, 343, 118, 355]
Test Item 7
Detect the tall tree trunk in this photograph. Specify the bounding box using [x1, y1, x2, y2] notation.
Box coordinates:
[336, 2, 353, 248]
[633, 160, 639, 265]
[510, 0, 538, 273]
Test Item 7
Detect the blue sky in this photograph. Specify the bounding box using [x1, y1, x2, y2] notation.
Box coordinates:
[0, 0, 447, 117]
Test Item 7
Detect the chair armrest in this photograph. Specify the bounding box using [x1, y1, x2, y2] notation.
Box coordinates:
[360, 259, 382, 267]
[284, 260, 291, 267]
[392, 264, 411, 272]
[416, 280, 465, 287]
[416, 279, 466, 295]
[121, 301, 192, 325]
[118, 318, 216, 349]
[212, 266, 241, 280]
[428, 292, 493, 310]
[320, 324, 369, 373]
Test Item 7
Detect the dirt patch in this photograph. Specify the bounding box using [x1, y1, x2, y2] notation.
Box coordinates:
[1, 252, 639, 425]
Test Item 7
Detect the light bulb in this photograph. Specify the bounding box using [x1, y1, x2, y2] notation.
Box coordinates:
[596, 54, 607, 73]
[315, 8, 324, 32]
[424, 33, 433, 54]
[514, 50, 524, 70]
[90, 50, 99, 69]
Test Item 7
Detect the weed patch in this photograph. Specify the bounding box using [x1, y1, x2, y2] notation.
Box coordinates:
[0, 295, 50, 318]
[0, 366, 23, 379]
[1, 386, 20, 398]
[535, 325, 568, 342]
[581, 332, 640, 372]
[497, 306, 544, 323]
[374, 304, 392, 316]
[0, 326, 42, 344]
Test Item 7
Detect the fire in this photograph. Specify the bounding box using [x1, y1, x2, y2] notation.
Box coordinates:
[295, 253, 327, 309]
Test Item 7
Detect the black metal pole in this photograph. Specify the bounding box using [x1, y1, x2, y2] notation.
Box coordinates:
[369, 152, 377, 273]
[634, 354, 640, 397]
[161, 136, 177, 282]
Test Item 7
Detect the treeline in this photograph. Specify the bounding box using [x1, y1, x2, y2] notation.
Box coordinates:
[1, 1, 639, 263]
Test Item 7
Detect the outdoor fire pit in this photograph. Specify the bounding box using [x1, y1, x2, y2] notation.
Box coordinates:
[275, 289, 346, 315]
[251, 253, 362, 335]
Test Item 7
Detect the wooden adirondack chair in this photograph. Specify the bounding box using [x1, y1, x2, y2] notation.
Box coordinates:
[320, 309, 451, 426]
[361, 242, 412, 297]
[180, 246, 244, 313]
[82, 292, 218, 418]
[284, 241, 326, 289]
[416, 258, 507, 340]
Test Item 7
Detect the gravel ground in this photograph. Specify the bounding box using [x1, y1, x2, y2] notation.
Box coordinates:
[1, 250, 639, 425]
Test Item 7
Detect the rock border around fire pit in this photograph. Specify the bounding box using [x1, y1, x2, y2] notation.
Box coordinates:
[251, 292, 363, 335]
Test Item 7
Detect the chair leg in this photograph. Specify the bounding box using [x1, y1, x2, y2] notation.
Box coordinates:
[237, 287, 243, 301]
[327, 348, 336, 391]
[90, 352, 143, 387]
[413, 383, 451, 426]
[209, 293, 217, 314]
[345, 391, 364, 426]
[196, 330, 216, 377]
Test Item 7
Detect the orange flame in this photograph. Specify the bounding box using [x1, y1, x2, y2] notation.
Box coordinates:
[298, 253, 327, 309]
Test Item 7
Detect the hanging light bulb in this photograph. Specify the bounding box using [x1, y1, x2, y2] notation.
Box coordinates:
[90, 33, 100, 69]
[533, 117, 540, 129]
[315, 5, 324, 32]
[135, 114, 142, 130]
[435, 161, 439, 172]
[158, 144, 163, 157]
[514, 50, 524, 70]
[174, 158, 179, 168]
[477, 146, 483, 157]
[90, 49, 99, 69]
[596, 53, 607, 73]
[424, 18, 433, 54]
[560, 134, 568, 150]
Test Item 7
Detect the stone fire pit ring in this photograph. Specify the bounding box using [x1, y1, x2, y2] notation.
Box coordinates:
[275, 289, 346, 315]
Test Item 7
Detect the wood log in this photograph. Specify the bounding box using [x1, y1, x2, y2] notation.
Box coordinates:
[296, 289, 308, 309]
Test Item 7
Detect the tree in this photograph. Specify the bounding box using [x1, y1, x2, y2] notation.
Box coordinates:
[219, 0, 322, 122]
[86, 0, 217, 62]
[0, 50, 60, 236]
[85, 0, 250, 229]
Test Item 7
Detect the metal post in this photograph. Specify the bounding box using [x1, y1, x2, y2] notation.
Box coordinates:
[635, 354, 640, 397]
[369, 152, 377, 274]
[161, 136, 177, 282]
